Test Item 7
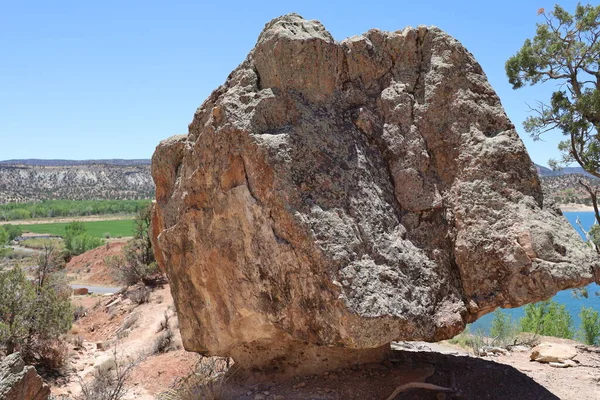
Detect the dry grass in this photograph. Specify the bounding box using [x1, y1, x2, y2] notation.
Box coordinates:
[158, 357, 233, 400]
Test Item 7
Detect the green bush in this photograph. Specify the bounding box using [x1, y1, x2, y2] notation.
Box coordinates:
[0, 267, 72, 363]
[64, 221, 104, 256]
[490, 309, 519, 346]
[0, 229, 7, 246]
[0, 200, 151, 221]
[1, 225, 22, 242]
[520, 300, 574, 339]
[106, 205, 159, 286]
[579, 306, 600, 346]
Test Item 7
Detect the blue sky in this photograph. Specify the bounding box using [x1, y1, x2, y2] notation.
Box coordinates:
[0, 0, 583, 165]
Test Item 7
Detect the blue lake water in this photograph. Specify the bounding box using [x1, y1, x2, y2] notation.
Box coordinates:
[470, 211, 600, 333]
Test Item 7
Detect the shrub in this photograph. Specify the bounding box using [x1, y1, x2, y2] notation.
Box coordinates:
[0, 267, 72, 369]
[0, 224, 22, 243]
[153, 327, 175, 354]
[64, 222, 104, 256]
[106, 252, 158, 287]
[128, 286, 150, 305]
[520, 300, 574, 339]
[24, 338, 70, 372]
[73, 305, 87, 321]
[78, 349, 145, 400]
[157, 311, 171, 333]
[157, 357, 232, 400]
[118, 313, 139, 333]
[490, 309, 519, 346]
[71, 335, 84, 349]
[106, 204, 159, 286]
[579, 306, 600, 346]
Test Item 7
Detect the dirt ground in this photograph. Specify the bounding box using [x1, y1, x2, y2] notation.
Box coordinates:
[65, 239, 128, 286]
[55, 290, 600, 400]
[54, 245, 600, 400]
[219, 340, 599, 400]
[52, 285, 200, 399]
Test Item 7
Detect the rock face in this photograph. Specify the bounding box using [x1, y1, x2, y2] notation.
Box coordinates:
[151, 14, 600, 373]
[0, 353, 50, 400]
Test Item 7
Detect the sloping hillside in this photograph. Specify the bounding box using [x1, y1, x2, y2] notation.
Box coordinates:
[0, 162, 154, 203]
[540, 174, 600, 206]
[535, 163, 597, 178]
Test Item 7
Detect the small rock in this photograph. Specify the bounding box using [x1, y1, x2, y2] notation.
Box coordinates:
[253, 395, 265, 400]
[510, 345, 530, 352]
[549, 359, 578, 368]
[293, 382, 306, 389]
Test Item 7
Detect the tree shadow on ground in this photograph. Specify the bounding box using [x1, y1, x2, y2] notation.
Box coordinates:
[222, 349, 559, 400]
[395, 350, 558, 400]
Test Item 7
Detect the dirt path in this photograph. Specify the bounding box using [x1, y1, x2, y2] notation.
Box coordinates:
[52, 285, 200, 400]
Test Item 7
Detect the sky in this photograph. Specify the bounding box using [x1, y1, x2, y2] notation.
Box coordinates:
[0, 0, 585, 166]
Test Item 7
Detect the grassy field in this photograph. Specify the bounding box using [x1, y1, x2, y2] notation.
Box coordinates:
[0, 199, 150, 221]
[21, 219, 135, 238]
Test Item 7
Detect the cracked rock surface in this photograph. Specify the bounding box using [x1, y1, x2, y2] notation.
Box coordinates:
[151, 14, 600, 373]
[0, 353, 50, 400]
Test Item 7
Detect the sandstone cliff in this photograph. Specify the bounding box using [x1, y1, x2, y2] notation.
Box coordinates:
[151, 14, 600, 374]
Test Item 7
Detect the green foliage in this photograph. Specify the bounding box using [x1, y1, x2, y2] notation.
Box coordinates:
[66, 234, 104, 256]
[23, 219, 135, 238]
[65, 221, 86, 237]
[0, 225, 22, 243]
[20, 238, 63, 250]
[520, 300, 574, 338]
[107, 205, 158, 286]
[64, 221, 104, 256]
[0, 229, 7, 246]
[0, 199, 151, 221]
[0, 225, 22, 256]
[506, 3, 600, 185]
[0, 267, 72, 358]
[578, 306, 600, 345]
[490, 309, 519, 346]
[589, 224, 600, 248]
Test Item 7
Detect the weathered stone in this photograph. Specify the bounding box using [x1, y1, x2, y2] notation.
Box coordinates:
[151, 14, 600, 374]
[0, 353, 50, 400]
[530, 343, 578, 363]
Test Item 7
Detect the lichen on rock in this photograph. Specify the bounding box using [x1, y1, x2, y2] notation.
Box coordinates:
[151, 13, 600, 374]
[0, 352, 50, 400]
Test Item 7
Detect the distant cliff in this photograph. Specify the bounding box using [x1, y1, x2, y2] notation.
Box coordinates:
[0, 160, 154, 203]
[0, 159, 596, 205]
[535, 163, 597, 179]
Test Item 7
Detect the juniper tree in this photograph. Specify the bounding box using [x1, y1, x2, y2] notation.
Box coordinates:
[506, 3, 600, 223]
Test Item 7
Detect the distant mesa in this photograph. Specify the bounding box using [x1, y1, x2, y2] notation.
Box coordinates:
[0, 159, 151, 167]
[534, 163, 597, 179]
[0, 159, 155, 204]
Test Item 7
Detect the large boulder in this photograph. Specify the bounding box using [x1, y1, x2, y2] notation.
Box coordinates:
[530, 343, 578, 363]
[151, 14, 600, 374]
[0, 353, 50, 400]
